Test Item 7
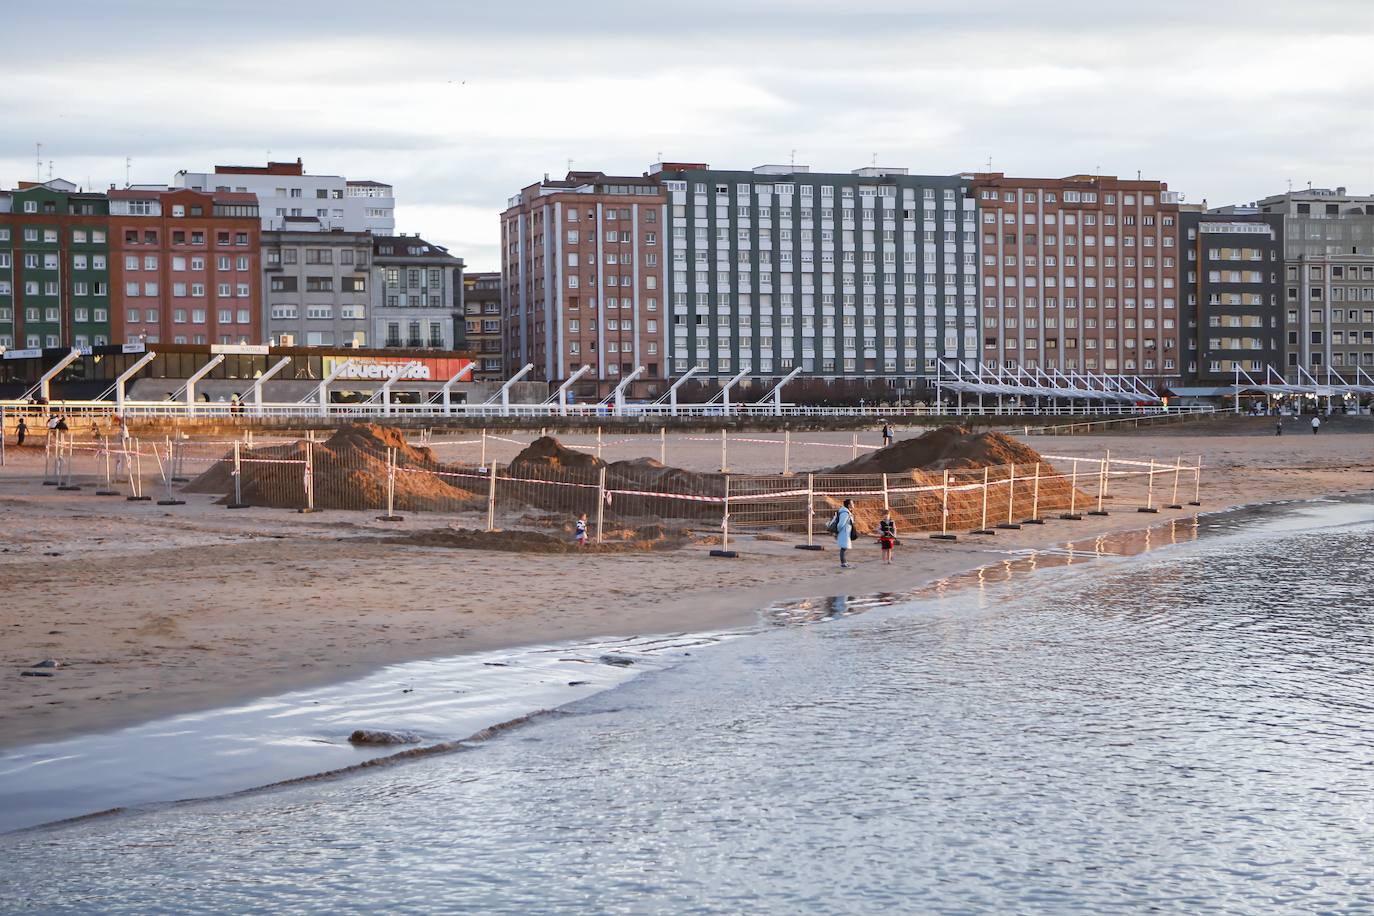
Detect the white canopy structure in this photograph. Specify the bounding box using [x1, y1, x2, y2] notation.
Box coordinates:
[934, 359, 1162, 406]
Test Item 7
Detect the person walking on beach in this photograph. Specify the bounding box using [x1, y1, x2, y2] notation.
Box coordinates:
[574, 513, 588, 547]
[828, 498, 856, 569]
[881, 422, 894, 449]
[15, 417, 26, 447]
[1275, 418, 1283, 436]
[1311, 415, 1321, 435]
[877, 510, 897, 565]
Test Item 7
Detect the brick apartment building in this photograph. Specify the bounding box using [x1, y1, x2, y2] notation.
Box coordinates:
[501, 172, 668, 398]
[966, 173, 1184, 386]
[0, 179, 112, 350]
[461, 270, 503, 379]
[109, 187, 263, 345]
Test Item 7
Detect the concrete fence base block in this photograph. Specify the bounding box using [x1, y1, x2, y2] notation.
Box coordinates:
[42, 481, 59, 486]
[297, 508, 318, 514]
[126, 495, 152, 502]
[795, 544, 825, 551]
[929, 534, 958, 541]
[226, 503, 250, 509]
[1137, 507, 1160, 514]
[56, 485, 82, 491]
[1188, 501, 1202, 507]
[971, 528, 996, 535]
[1059, 513, 1084, 521]
[95, 490, 120, 497]
[996, 523, 1022, 530]
[1166, 503, 1184, 510]
[157, 499, 186, 506]
[709, 549, 739, 558]
[1021, 518, 1046, 526]
[1088, 510, 1110, 516]
[376, 515, 405, 522]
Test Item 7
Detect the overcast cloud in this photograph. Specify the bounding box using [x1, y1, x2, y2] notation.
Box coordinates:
[4, 0, 1373, 270]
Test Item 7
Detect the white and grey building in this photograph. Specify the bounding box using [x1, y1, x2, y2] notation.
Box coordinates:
[174, 159, 395, 234]
[263, 229, 373, 347]
[1257, 188, 1374, 380]
[371, 234, 464, 350]
[651, 163, 980, 387]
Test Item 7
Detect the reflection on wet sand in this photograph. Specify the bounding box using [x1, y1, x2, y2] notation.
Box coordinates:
[763, 515, 1201, 626]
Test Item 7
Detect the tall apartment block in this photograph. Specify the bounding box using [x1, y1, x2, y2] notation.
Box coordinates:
[1257, 188, 1374, 380]
[371, 234, 463, 350]
[262, 230, 373, 347]
[109, 187, 263, 345]
[655, 163, 978, 387]
[1178, 209, 1284, 385]
[501, 172, 668, 397]
[174, 159, 395, 234]
[966, 173, 1183, 384]
[461, 271, 503, 379]
[0, 179, 112, 351]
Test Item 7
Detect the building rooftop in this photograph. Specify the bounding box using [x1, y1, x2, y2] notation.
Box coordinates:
[211, 159, 307, 177]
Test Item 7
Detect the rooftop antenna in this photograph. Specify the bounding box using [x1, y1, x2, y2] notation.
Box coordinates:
[35, 143, 42, 182]
[125, 156, 132, 188]
[986, 155, 993, 172]
[871, 151, 878, 167]
[47, 161, 53, 181]
[1136, 169, 1141, 180]
[566, 158, 574, 174]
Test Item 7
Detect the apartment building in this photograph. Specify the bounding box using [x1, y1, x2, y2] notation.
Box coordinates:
[371, 234, 463, 350]
[462, 271, 503, 379]
[501, 172, 668, 397]
[262, 230, 373, 347]
[174, 159, 395, 234]
[0, 179, 112, 351]
[1257, 188, 1374, 380]
[1178, 209, 1284, 384]
[967, 173, 1184, 387]
[654, 163, 978, 388]
[109, 188, 263, 345]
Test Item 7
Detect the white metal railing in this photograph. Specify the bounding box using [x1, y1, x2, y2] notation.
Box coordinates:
[0, 398, 1220, 423]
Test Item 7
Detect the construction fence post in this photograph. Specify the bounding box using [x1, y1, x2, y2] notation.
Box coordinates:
[1165, 455, 1187, 513]
[998, 465, 1020, 530]
[595, 465, 606, 544]
[1139, 458, 1159, 513]
[1090, 450, 1111, 516]
[722, 474, 730, 549]
[487, 462, 498, 532]
[783, 428, 791, 477]
[806, 472, 816, 547]
[720, 428, 728, 472]
[931, 469, 956, 541]
[596, 426, 603, 461]
[301, 432, 316, 513]
[851, 431, 858, 460]
[974, 465, 993, 534]
[97, 435, 118, 496]
[1190, 454, 1203, 506]
[660, 426, 667, 465]
[378, 446, 403, 521]
[882, 472, 889, 511]
[228, 440, 247, 508]
[479, 428, 488, 470]
[1061, 458, 1083, 520]
[1025, 462, 1043, 524]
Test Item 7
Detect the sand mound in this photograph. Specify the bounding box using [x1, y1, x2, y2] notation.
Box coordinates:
[826, 426, 1046, 474]
[508, 435, 603, 471]
[185, 423, 481, 511]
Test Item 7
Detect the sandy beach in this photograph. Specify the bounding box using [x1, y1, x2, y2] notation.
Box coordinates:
[1, 418, 1370, 750]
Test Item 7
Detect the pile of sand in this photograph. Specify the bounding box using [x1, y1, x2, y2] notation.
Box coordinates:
[185, 424, 482, 511]
[825, 426, 1047, 474]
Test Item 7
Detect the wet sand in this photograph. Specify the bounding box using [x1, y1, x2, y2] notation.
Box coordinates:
[1, 421, 1370, 749]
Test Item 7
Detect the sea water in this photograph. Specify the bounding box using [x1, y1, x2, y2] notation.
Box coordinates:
[1, 498, 1371, 914]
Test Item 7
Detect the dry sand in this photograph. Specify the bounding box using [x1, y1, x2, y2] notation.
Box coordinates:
[1, 418, 1370, 749]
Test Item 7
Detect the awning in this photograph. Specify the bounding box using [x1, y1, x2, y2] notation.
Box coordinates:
[1165, 386, 1235, 398]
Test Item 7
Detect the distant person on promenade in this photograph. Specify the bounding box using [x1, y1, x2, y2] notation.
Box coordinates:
[575, 513, 588, 547]
[1311, 416, 1321, 435]
[1275, 418, 1283, 436]
[881, 422, 894, 448]
[828, 498, 856, 569]
[15, 417, 26, 447]
[877, 510, 897, 565]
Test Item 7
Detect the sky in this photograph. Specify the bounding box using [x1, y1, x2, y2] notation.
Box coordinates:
[3, 0, 1373, 271]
